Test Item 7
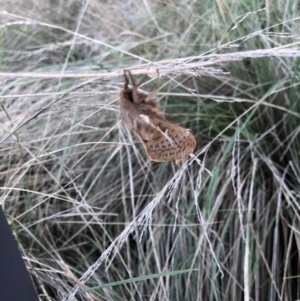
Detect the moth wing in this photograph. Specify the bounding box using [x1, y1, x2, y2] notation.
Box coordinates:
[135, 114, 196, 163]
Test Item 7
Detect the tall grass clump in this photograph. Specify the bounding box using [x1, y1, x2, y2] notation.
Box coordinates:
[0, 1, 299, 300]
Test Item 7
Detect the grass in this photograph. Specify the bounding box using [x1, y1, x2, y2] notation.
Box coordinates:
[0, 1, 300, 301]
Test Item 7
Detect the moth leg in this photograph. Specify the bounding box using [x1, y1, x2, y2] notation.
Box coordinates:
[156, 69, 160, 90]
[136, 73, 148, 87]
[145, 69, 160, 102]
[131, 72, 148, 104]
[145, 88, 159, 102]
[175, 158, 184, 165]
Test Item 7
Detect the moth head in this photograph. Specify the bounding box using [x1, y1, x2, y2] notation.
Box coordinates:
[123, 69, 160, 105]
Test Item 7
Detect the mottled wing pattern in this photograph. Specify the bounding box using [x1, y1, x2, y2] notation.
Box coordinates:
[135, 114, 196, 164]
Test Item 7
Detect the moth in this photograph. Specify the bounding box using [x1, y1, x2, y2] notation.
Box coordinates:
[119, 69, 196, 164]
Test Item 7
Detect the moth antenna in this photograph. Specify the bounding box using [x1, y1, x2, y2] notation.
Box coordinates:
[126, 70, 137, 88]
[123, 70, 129, 89]
[127, 70, 147, 89]
[126, 70, 147, 103]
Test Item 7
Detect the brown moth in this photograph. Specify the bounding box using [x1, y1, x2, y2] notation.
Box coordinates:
[119, 69, 196, 164]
